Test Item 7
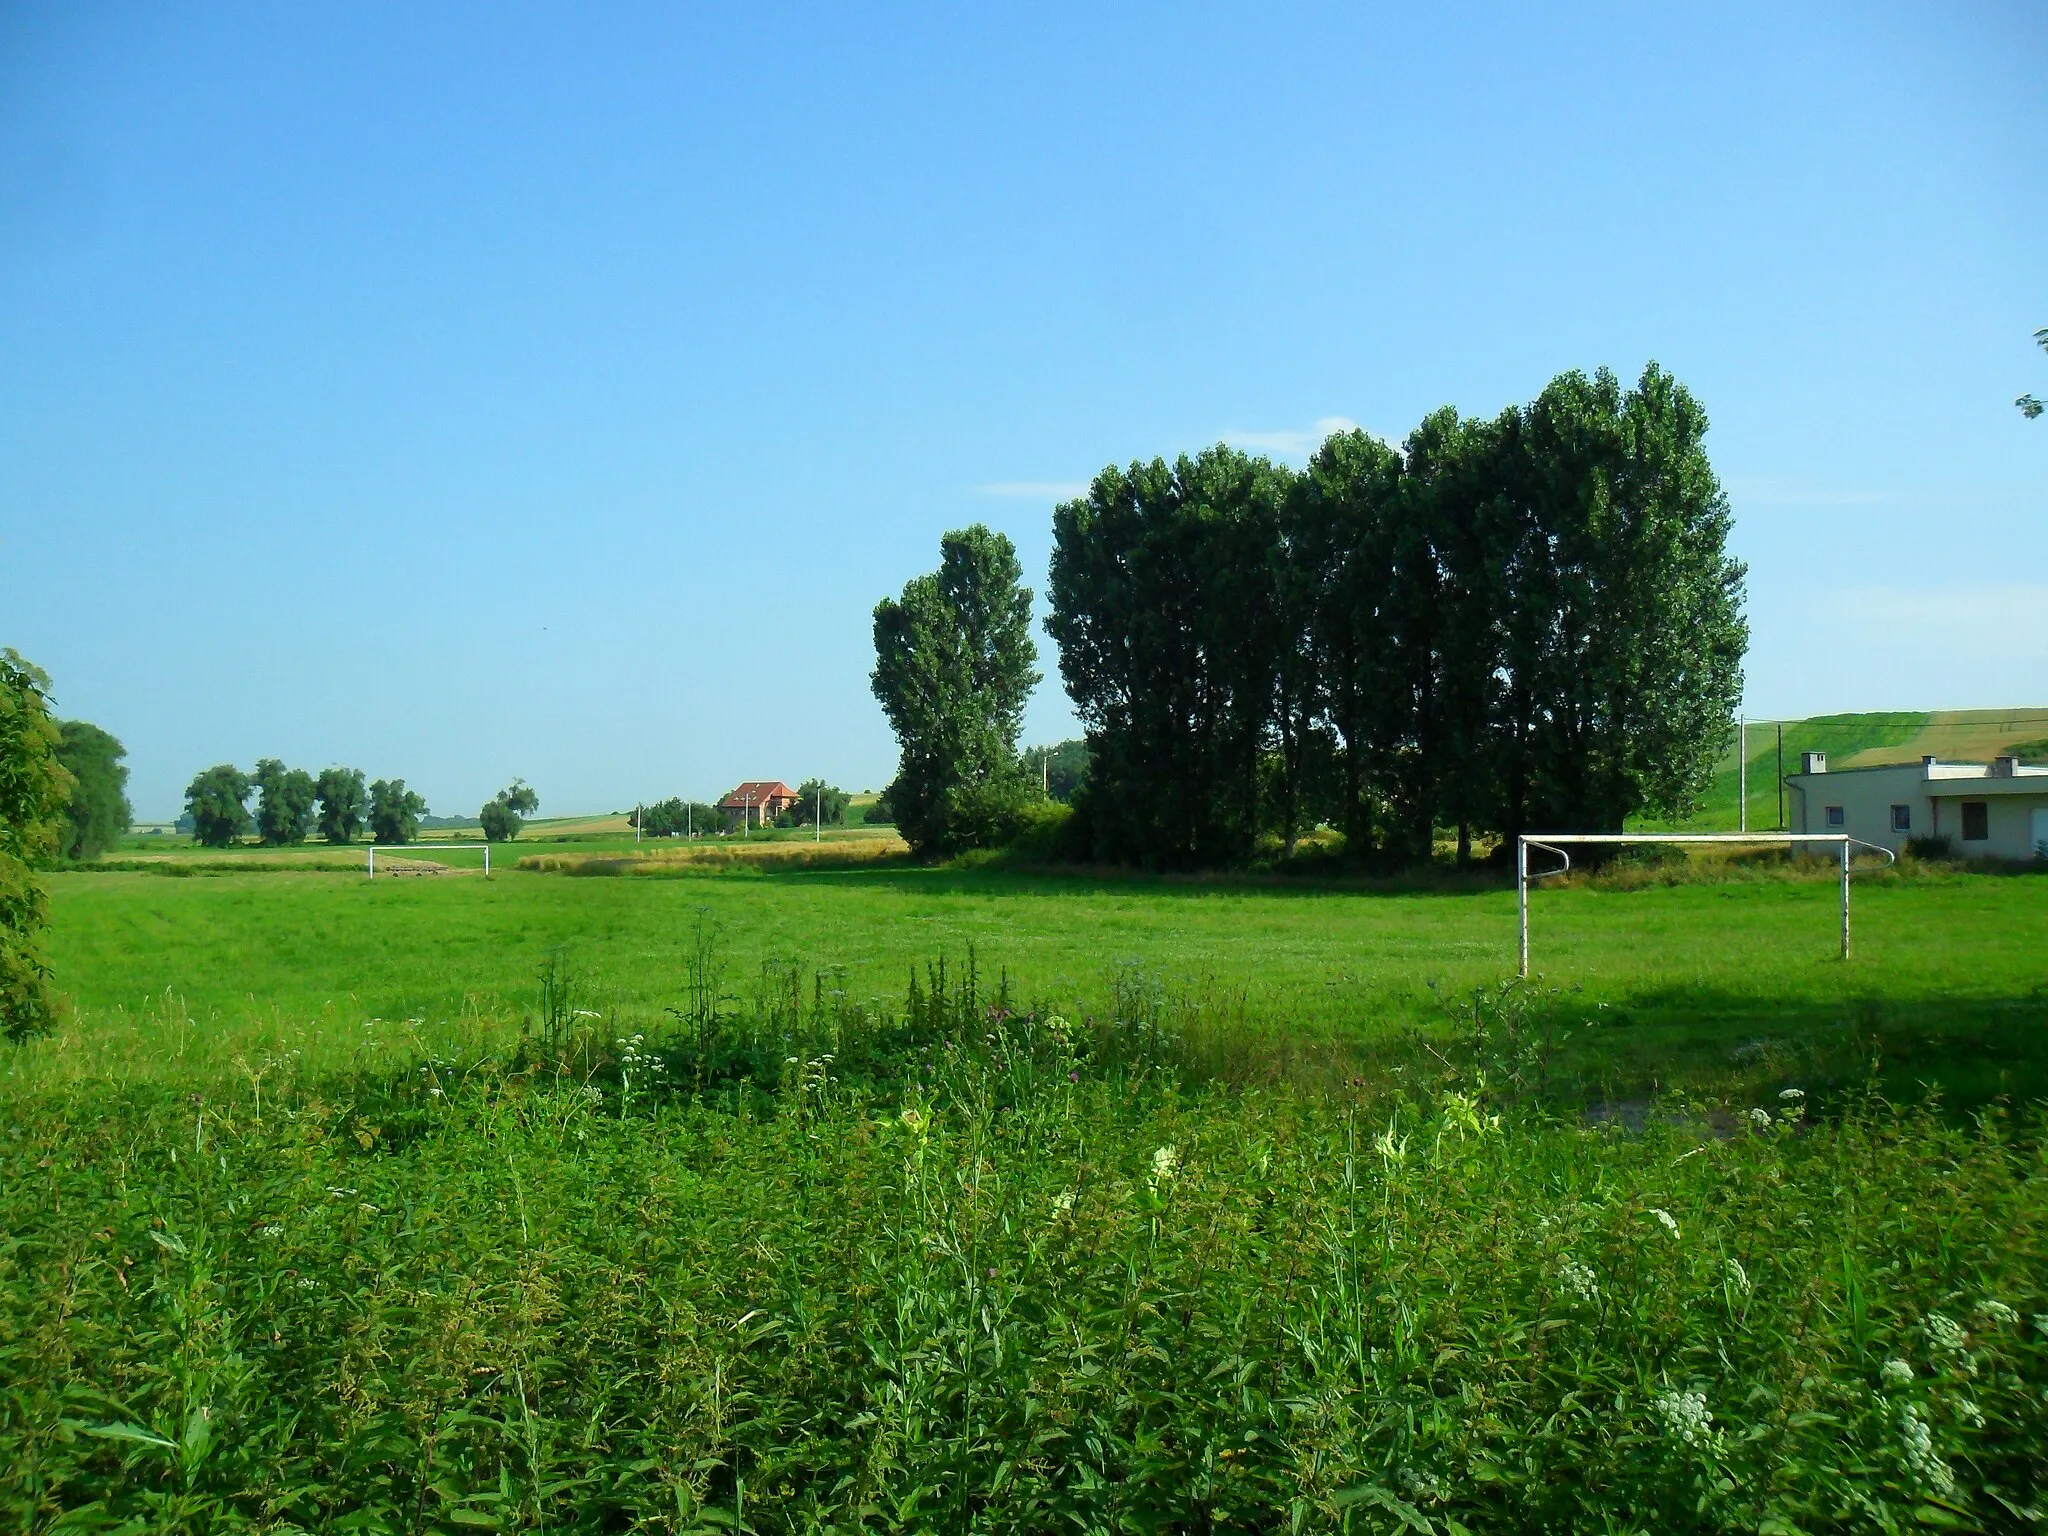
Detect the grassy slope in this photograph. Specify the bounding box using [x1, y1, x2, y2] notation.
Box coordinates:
[36, 862, 2048, 1104]
[1638, 706, 2048, 833]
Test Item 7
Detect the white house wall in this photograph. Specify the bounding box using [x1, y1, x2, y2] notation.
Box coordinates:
[1788, 769, 2048, 861]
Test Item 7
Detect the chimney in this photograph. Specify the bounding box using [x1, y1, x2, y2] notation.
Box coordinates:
[1993, 755, 2019, 778]
[1801, 751, 1827, 774]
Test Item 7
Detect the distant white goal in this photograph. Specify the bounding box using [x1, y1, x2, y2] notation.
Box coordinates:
[1515, 833, 1896, 977]
[366, 843, 492, 877]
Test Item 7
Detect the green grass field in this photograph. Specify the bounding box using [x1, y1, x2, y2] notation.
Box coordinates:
[7, 859, 2048, 1530]
[32, 858, 2048, 1104]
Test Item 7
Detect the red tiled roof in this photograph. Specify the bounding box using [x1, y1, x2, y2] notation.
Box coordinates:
[718, 781, 796, 808]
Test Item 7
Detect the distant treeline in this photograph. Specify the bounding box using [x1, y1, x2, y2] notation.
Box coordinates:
[181, 765, 538, 846]
[1046, 364, 1747, 866]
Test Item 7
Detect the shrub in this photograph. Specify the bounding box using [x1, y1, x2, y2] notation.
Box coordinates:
[1906, 834, 1956, 861]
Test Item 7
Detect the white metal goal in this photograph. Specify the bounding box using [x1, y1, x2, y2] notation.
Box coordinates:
[366, 843, 491, 877]
[1515, 833, 1895, 977]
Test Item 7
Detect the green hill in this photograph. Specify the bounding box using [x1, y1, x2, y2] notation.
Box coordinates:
[1635, 707, 2048, 832]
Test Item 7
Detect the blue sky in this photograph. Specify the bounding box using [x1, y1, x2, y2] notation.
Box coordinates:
[4, 3, 2044, 819]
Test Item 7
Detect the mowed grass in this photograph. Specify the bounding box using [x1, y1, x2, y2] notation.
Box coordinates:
[32, 860, 2048, 1103]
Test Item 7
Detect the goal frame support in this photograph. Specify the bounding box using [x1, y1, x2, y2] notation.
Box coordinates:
[1515, 832, 1895, 977]
[366, 843, 490, 877]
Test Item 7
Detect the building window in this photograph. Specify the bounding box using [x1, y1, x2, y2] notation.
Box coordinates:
[1962, 801, 1989, 842]
[1825, 805, 1845, 829]
[1891, 804, 1911, 833]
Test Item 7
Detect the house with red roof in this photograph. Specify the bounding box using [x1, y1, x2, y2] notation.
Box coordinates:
[718, 780, 799, 831]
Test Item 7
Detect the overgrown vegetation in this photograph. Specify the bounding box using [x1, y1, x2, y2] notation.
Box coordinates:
[4, 941, 2044, 1532]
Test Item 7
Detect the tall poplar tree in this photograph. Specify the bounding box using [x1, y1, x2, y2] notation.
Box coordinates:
[1048, 447, 1288, 867]
[1495, 365, 1746, 837]
[871, 525, 1040, 857]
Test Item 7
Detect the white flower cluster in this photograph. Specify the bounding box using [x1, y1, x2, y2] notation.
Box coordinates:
[1880, 1357, 1915, 1387]
[1148, 1144, 1181, 1191]
[1747, 1107, 1773, 1127]
[1899, 1404, 1955, 1496]
[1724, 1257, 1752, 1295]
[1975, 1298, 2019, 1327]
[1650, 1208, 1682, 1240]
[1559, 1259, 1598, 1303]
[1652, 1388, 1713, 1449]
[1927, 1313, 1971, 1362]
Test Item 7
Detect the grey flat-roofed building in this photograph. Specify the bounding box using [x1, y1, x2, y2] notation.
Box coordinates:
[1784, 753, 2048, 861]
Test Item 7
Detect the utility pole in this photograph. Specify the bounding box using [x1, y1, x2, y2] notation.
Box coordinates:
[1776, 724, 1785, 832]
[1738, 718, 1747, 832]
[1042, 750, 1048, 797]
[635, 804, 642, 844]
[815, 781, 821, 843]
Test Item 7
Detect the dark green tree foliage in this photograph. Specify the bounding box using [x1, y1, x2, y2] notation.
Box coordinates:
[369, 779, 428, 845]
[480, 780, 539, 842]
[789, 779, 849, 828]
[54, 721, 131, 860]
[637, 798, 716, 837]
[1492, 366, 1747, 837]
[0, 651, 71, 1040]
[184, 765, 253, 848]
[871, 525, 1040, 857]
[315, 768, 367, 844]
[1047, 448, 1288, 867]
[1047, 365, 1747, 866]
[253, 758, 317, 846]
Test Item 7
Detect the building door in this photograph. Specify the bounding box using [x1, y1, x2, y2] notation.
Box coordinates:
[2033, 807, 2048, 861]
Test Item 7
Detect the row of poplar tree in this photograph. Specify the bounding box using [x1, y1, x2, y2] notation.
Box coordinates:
[873, 364, 1747, 867]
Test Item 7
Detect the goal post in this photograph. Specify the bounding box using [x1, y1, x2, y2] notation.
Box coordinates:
[1515, 832, 1896, 977]
[366, 843, 491, 877]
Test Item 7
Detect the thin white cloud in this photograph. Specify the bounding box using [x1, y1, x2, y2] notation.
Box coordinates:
[973, 480, 1092, 500]
[1222, 416, 1375, 459]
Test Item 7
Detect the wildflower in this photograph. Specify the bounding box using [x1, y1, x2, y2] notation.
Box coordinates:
[1975, 1299, 2019, 1327]
[1899, 1404, 1955, 1495]
[1955, 1398, 1985, 1429]
[1778, 1087, 1805, 1100]
[1148, 1143, 1180, 1190]
[1747, 1107, 1772, 1127]
[296, 1277, 318, 1291]
[1927, 1313, 1969, 1356]
[1650, 1208, 1681, 1240]
[1724, 1257, 1751, 1295]
[1880, 1358, 1914, 1387]
[1559, 1259, 1598, 1302]
[259, 1223, 285, 1239]
[1652, 1388, 1713, 1449]
[581, 1083, 603, 1102]
[1050, 1190, 1076, 1218]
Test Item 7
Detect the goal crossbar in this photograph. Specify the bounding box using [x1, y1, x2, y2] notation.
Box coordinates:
[366, 844, 490, 877]
[1516, 833, 1896, 976]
